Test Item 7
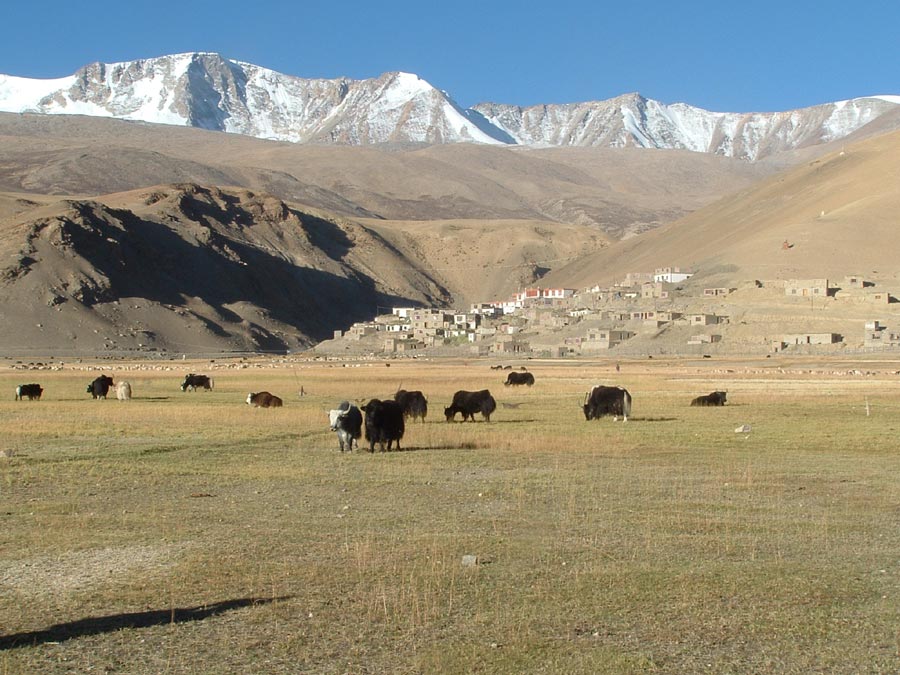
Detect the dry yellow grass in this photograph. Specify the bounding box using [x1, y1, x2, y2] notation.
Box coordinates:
[2, 357, 900, 673]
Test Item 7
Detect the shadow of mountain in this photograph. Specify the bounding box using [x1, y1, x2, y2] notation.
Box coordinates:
[57, 201, 428, 346]
[176, 189, 358, 263]
[0, 596, 291, 650]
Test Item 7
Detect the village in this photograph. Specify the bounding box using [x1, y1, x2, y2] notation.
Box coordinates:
[317, 267, 900, 358]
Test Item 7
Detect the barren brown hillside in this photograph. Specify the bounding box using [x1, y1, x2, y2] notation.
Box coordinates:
[544, 128, 900, 290]
[360, 218, 607, 305]
[0, 112, 774, 237]
[0, 185, 453, 355]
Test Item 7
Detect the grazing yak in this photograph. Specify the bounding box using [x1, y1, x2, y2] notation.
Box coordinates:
[691, 391, 727, 407]
[181, 374, 214, 392]
[246, 391, 283, 408]
[394, 389, 428, 422]
[583, 385, 632, 421]
[15, 384, 43, 400]
[504, 371, 535, 386]
[87, 375, 115, 400]
[361, 398, 405, 452]
[116, 381, 132, 401]
[328, 401, 363, 452]
[445, 389, 497, 422]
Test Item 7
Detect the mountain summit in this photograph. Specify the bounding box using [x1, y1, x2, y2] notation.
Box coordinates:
[1, 52, 898, 159]
[0, 53, 507, 146]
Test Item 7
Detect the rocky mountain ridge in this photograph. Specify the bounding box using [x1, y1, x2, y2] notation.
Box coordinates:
[0, 184, 454, 354]
[2, 52, 898, 160]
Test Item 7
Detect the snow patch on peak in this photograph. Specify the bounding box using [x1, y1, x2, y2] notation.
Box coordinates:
[620, 106, 653, 147]
[0, 74, 75, 112]
[822, 96, 898, 142]
[381, 72, 434, 106]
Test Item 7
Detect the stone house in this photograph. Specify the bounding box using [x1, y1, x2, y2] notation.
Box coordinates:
[845, 275, 874, 289]
[864, 321, 900, 348]
[348, 322, 380, 340]
[491, 336, 530, 354]
[785, 279, 831, 297]
[641, 282, 669, 299]
[689, 314, 727, 326]
[866, 291, 892, 304]
[688, 334, 722, 345]
[410, 311, 453, 330]
[618, 272, 654, 288]
[581, 329, 635, 351]
[781, 333, 842, 345]
[383, 337, 426, 353]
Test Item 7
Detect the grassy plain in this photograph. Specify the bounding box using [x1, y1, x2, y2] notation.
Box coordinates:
[2, 357, 900, 674]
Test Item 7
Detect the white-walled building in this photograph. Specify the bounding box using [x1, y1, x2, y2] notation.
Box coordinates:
[391, 307, 418, 319]
[654, 267, 693, 283]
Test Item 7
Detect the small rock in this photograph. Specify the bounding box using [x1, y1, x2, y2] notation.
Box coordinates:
[461, 555, 479, 567]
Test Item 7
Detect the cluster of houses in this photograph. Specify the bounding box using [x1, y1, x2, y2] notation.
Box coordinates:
[328, 268, 900, 356]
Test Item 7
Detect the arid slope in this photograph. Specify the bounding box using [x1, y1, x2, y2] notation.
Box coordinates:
[544, 128, 900, 290]
[0, 185, 452, 354]
[0, 112, 774, 237]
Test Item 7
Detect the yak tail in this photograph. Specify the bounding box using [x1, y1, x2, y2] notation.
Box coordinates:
[622, 391, 632, 421]
[209, 378, 215, 390]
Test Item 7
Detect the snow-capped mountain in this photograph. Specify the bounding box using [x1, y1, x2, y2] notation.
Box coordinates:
[473, 94, 900, 160]
[1, 52, 898, 160]
[0, 53, 508, 146]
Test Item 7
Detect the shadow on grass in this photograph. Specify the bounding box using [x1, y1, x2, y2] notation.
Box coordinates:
[626, 416, 679, 422]
[442, 419, 538, 424]
[377, 443, 483, 452]
[40, 396, 173, 402]
[0, 596, 291, 650]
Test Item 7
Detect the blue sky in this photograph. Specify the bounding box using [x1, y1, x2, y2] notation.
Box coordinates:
[3, 0, 897, 112]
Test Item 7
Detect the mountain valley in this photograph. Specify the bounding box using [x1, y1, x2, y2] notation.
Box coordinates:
[0, 54, 899, 356]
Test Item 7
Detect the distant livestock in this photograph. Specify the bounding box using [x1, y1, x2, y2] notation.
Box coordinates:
[504, 371, 535, 386]
[15, 384, 43, 401]
[583, 385, 632, 421]
[116, 381, 132, 401]
[394, 389, 428, 422]
[87, 375, 115, 400]
[445, 390, 496, 422]
[246, 391, 283, 408]
[691, 391, 727, 407]
[328, 401, 363, 452]
[181, 374, 213, 392]
[361, 398, 405, 452]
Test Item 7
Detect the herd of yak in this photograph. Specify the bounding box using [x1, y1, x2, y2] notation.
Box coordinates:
[327, 373, 727, 453]
[12, 369, 727, 454]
